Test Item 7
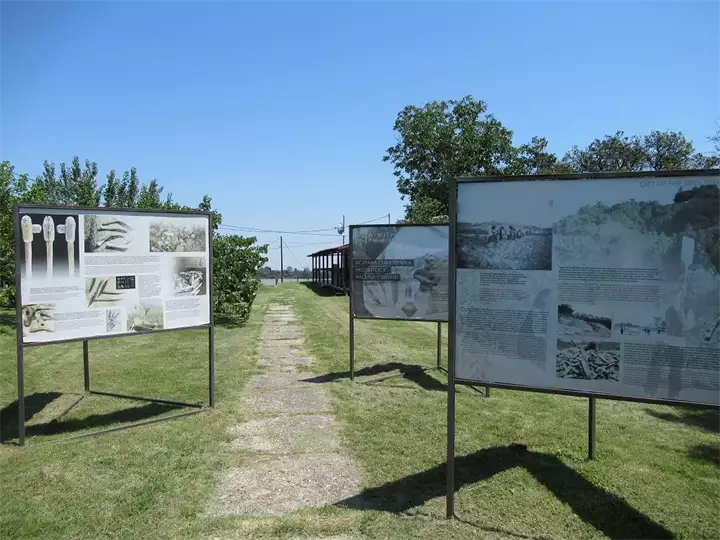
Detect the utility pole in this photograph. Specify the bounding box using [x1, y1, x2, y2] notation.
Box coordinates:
[280, 236, 284, 283]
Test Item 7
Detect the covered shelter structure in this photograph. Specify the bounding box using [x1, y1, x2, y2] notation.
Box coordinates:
[309, 244, 349, 295]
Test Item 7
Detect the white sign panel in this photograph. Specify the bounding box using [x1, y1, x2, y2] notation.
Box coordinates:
[351, 225, 449, 321]
[17, 207, 211, 344]
[454, 173, 720, 406]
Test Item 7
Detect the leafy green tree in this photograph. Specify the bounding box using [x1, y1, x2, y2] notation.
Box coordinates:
[562, 130, 719, 172]
[212, 234, 269, 321]
[35, 156, 101, 206]
[384, 96, 566, 221]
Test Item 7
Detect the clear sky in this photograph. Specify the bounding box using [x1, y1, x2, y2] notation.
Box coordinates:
[2, 1, 718, 269]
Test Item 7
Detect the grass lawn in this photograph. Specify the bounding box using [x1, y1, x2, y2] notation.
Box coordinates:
[1, 282, 719, 540]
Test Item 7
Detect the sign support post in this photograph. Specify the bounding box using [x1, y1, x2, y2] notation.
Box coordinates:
[588, 397, 596, 460]
[83, 340, 90, 391]
[446, 179, 458, 519]
[436, 322, 442, 369]
[349, 290, 355, 381]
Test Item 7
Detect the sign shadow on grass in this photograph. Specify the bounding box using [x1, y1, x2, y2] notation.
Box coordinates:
[336, 443, 673, 540]
[301, 362, 446, 392]
[645, 407, 720, 434]
[1, 392, 183, 442]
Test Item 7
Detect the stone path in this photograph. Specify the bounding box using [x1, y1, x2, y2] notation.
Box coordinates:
[207, 303, 361, 517]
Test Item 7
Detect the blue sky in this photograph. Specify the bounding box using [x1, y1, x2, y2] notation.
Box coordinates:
[2, 1, 718, 269]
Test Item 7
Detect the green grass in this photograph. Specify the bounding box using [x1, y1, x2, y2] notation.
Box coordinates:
[281, 283, 719, 540]
[1, 283, 718, 540]
[0, 291, 271, 540]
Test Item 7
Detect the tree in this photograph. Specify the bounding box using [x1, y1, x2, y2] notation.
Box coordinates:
[35, 156, 102, 206]
[383, 96, 569, 221]
[709, 121, 720, 155]
[384, 96, 519, 220]
[212, 234, 269, 321]
[562, 130, 719, 172]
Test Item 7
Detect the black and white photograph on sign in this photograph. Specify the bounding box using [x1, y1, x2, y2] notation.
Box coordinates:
[84, 214, 138, 253]
[558, 303, 612, 338]
[455, 174, 720, 406]
[85, 276, 137, 308]
[172, 257, 207, 297]
[19, 212, 80, 279]
[612, 306, 667, 338]
[149, 217, 207, 252]
[556, 339, 621, 381]
[21, 304, 56, 337]
[457, 220, 553, 271]
[127, 298, 164, 332]
[352, 225, 448, 320]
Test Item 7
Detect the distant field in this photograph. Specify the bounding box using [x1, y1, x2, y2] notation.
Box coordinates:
[1, 284, 718, 540]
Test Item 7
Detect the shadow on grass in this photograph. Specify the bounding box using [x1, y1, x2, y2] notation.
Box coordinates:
[0, 392, 64, 441]
[337, 443, 673, 540]
[689, 443, 720, 467]
[214, 313, 248, 329]
[299, 281, 344, 297]
[1, 396, 182, 442]
[646, 407, 720, 433]
[0, 311, 14, 327]
[301, 362, 445, 392]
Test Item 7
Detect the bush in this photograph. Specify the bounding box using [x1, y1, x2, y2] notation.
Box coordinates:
[212, 234, 268, 322]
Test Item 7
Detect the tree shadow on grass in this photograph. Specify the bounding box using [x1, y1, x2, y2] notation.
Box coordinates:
[214, 313, 248, 329]
[0, 311, 15, 327]
[1, 394, 182, 442]
[301, 362, 446, 392]
[337, 443, 674, 540]
[689, 444, 720, 467]
[645, 407, 720, 433]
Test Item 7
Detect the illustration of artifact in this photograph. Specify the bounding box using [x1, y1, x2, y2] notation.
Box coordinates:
[21, 304, 55, 336]
[87, 216, 134, 252]
[21, 216, 34, 278]
[56, 216, 77, 277]
[42, 216, 55, 279]
[401, 284, 417, 317]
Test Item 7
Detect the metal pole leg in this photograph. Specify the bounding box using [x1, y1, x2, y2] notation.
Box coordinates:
[17, 345, 25, 446]
[83, 340, 90, 392]
[349, 308, 355, 381]
[588, 397, 596, 460]
[436, 322, 442, 369]
[209, 326, 216, 407]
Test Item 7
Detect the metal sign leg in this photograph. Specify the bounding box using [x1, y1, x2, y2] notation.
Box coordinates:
[446, 351, 456, 518]
[436, 322, 442, 369]
[17, 344, 25, 447]
[209, 326, 216, 407]
[349, 299, 355, 382]
[83, 340, 90, 392]
[588, 397, 596, 460]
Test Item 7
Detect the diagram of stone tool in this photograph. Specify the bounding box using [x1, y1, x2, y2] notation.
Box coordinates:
[20, 215, 77, 279]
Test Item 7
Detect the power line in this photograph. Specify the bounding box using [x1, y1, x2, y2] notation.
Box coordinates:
[282, 242, 306, 269]
[218, 224, 339, 237]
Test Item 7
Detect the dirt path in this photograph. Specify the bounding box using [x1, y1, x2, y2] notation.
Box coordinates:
[207, 303, 361, 517]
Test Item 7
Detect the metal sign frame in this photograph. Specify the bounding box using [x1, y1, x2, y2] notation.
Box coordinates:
[13, 204, 216, 446]
[446, 168, 720, 519]
[348, 223, 449, 380]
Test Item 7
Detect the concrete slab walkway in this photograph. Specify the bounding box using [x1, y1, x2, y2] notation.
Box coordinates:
[207, 303, 361, 517]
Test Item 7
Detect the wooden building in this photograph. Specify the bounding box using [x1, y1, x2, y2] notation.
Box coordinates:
[309, 244, 349, 295]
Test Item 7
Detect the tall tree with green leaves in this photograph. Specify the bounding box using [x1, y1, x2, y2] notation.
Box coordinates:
[562, 130, 720, 172]
[383, 96, 564, 222]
